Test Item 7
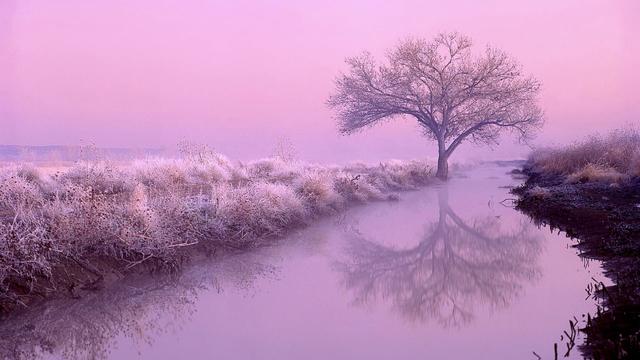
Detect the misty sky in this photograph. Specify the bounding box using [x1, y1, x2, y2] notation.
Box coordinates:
[1, 0, 639, 162]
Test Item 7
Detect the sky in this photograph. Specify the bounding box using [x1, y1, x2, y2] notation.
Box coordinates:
[1, 0, 639, 162]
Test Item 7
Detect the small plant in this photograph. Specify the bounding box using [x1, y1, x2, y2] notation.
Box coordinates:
[271, 136, 297, 163]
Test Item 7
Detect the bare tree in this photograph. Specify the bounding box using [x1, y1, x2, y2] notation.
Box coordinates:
[328, 32, 543, 179]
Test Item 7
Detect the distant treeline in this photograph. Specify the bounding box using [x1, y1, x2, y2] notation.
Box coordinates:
[0, 145, 166, 163]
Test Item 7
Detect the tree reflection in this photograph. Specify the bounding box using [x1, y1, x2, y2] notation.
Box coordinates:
[337, 186, 543, 327]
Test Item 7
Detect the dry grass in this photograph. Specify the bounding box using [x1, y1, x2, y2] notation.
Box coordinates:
[529, 128, 640, 183]
[0, 152, 433, 307]
[565, 164, 629, 184]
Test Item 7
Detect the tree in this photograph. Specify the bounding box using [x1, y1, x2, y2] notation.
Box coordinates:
[327, 32, 543, 179]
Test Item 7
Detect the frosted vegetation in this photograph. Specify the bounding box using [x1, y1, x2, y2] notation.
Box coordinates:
[0, 147, 433, 308]
[528, 128, 640, 184]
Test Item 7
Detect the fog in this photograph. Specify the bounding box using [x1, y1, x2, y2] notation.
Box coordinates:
[1, 0, 638, 163]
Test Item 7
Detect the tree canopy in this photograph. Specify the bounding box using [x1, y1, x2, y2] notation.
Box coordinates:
[328, 32, 543, 179]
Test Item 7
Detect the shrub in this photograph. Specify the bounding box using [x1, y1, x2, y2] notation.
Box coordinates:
[295, 172, 344, 214]
[61, 161, 134, 195]
[215, 182, 308, 239]
[16, 164, 43, 185]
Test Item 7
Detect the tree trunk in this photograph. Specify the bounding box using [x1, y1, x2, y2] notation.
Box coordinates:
[436, 153, 449, 180]
[436, 139, 449, 180]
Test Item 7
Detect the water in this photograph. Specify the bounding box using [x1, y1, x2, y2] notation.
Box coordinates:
[4, 163, 606, 359]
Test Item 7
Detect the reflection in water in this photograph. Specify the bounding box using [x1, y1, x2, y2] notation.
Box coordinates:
[0, 252, 281, 360]
[337, 186, 543, 327]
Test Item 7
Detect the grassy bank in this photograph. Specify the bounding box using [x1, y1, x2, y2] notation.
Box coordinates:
[526, 128, 640, 184]
[514, 128, 640, 255]
[513, 128, 640, 359]
[0, 152, 433, 313]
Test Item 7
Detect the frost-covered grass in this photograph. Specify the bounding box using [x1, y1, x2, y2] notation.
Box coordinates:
[528, 128, 640, 184]
[0, 153, 433, 308]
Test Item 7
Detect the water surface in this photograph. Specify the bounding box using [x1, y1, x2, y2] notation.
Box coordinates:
[7, 163, 605, 359]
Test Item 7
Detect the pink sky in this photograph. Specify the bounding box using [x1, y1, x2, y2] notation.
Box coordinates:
[1, 0, 639, 162]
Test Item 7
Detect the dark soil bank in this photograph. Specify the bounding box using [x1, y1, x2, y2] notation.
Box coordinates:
[513, 166, 640, 359]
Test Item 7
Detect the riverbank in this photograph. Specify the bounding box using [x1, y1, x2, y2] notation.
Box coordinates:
[513, 166, 640, 257]
[513, 164, 640, 359]
[0, 153, 434, 314]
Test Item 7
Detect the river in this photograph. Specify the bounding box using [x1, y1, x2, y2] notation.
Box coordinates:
[2, 162, 606, 359]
